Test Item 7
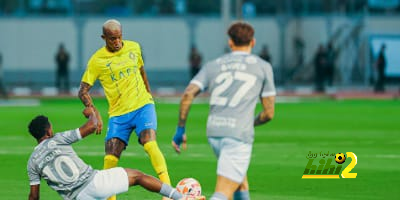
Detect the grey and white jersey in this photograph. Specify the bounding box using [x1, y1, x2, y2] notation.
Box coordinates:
[27, 129, 96, 200]
[191, 51, 275, 143]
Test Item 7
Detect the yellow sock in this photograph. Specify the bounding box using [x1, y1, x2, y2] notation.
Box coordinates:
[144, 141, 171, 185]
[104, 154, 119, 169]
[104, 155, 119, 200]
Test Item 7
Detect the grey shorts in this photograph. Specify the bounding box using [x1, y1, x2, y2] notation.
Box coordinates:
[76, 167, 129, 200]
[208, 137, 252, 183]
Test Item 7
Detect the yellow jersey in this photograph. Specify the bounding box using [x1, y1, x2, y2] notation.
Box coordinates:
[81, 40, 154, 117]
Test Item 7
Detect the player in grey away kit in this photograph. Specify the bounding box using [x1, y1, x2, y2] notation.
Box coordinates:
[27, 107, 186, 200]
[172, 21, 276, 200]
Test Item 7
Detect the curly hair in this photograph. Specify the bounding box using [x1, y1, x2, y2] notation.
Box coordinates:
[227, 21, 254, 46]
[28, 115, 50, 140]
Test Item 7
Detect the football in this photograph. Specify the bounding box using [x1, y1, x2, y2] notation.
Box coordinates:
[176, 178, 202, 197]
[335, 153, 346, 164]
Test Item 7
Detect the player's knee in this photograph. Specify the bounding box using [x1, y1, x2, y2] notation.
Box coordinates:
[105, 138, 126, 157]
[238, 178, 249, 191]
[139, 129, 157, 145]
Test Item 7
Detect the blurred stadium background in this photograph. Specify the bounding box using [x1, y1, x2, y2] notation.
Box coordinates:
[0, 0, 399, 97]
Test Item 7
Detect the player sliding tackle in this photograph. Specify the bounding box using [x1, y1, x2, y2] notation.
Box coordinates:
[26, 107, 201, 200]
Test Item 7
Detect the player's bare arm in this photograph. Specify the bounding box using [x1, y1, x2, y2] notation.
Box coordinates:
[28, 184, 39, 200]
[178, 83, 201, 126]
[140, 66, 152, 93]
[78, 82, 103, 134]
[172, 83, 201, 153]
[254, 96, 275, 126]
[79, 107, 98, 138]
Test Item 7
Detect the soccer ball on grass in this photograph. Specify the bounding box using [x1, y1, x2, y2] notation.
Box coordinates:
[176, 178, 202, 197]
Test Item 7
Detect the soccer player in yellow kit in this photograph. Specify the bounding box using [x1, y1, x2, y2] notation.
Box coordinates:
[78, 19, 170, 200]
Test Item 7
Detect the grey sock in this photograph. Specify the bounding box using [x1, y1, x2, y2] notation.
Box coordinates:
[234, 191, 250, 200]
[210, 192, 228, 200]
[159, 183, 183, 200]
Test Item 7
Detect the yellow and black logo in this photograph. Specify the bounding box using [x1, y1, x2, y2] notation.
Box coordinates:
[302, 151, 357, 179]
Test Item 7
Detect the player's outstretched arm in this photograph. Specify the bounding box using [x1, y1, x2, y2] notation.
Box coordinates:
[79, 107, 98, 138]
[254, 96, 275, 126]
[28, 184, 39, 200]
[172, 84, 201, 153]
[78, 81, 103, 134]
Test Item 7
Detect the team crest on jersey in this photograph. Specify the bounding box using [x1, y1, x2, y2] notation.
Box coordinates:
[129, 52, 135, 61]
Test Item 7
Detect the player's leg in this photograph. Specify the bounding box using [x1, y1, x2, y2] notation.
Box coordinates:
[104, 139, 125, 200]
[233, 176, 250, 200]
[104, 138, 126, 169]
[136, 104, 171, 185]
[104, 115, 133, 200]
[210, 175, 240, 200]
[76, 167, 183, 200]
[125, 168, 182, 199]
[208, 137, 252, 200]
[140, 129, 171, 185]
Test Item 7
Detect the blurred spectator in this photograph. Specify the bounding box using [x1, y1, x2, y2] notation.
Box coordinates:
[105, 1, 131, 16]
[259, 44, 271, 63]
[189, 45, 202, 79]
[314, 44, 327, 92]
[294, 36, 305, 68]
[242, 0, 256, 18]
[29, 0, 44, 12]
[374, 43, 386, 93]
[325, 42, 337, 86]
[55, 43, 70, 94]
[175, 0, 187, 15]
[0, 52, 8, 98]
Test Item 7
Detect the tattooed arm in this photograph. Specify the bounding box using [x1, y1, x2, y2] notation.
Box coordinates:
[78, 82, 103, 134]
[178, 84, 201, 127]
[172, 83, 201, 153]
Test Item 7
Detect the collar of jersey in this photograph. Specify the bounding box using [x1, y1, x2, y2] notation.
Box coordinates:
[231, 51, 250, 55]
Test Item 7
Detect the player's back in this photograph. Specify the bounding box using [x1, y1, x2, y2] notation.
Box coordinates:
[192, 51, 275, 143]
[27, 129, 96, 199]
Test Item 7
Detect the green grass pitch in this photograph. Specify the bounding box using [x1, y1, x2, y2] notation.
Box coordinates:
[0, 98, 399, 199]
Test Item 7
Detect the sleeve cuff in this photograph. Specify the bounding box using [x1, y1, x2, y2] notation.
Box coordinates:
[190, 80, 204, 91]
[76, 128, 82, 140]
[30, 181, 40, 186]
[262, 91, 276, 97]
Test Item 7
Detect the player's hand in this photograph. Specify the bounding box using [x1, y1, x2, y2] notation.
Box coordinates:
[92, 107, 103, 135]
[172, 126, 187, 154]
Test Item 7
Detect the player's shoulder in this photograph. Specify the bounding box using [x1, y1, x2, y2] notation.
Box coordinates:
[247, 54, 273, 69]
[123, 40, 141, 49]
[90, 46, 108, 60]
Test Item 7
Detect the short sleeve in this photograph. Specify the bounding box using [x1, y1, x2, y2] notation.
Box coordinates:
[190, 63, 208, 91]
[27, 161, 41, 186]
[52, 129, 81, 145]
[81, 57, 99, 86]
[261, 63, 276, 97]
